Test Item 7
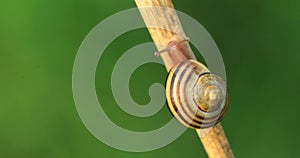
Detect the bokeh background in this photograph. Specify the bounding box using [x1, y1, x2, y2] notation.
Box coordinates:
[1, 0, 300, 157]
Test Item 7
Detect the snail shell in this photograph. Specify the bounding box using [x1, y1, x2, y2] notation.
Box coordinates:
[165, 60, 229, 129]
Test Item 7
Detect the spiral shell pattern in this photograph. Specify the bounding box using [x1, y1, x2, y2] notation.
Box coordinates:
[165, 60, 229, 129]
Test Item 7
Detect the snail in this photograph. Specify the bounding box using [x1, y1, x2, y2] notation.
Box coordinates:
[156, 38, 229, 129]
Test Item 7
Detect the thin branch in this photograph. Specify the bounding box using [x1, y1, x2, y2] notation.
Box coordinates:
[134, 0, 234, 157]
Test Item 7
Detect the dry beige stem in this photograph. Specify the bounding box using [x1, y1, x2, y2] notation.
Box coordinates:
[134, 0, 234, 158]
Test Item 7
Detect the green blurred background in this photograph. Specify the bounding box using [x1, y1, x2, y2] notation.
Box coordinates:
[1, 0, 300, 157]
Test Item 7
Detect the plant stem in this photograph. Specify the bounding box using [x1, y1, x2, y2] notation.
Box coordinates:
[134, 0, 234, 157]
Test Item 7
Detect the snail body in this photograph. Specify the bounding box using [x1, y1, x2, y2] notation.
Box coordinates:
[165, 60, 228, 129]
[156, 38, 229, 129]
